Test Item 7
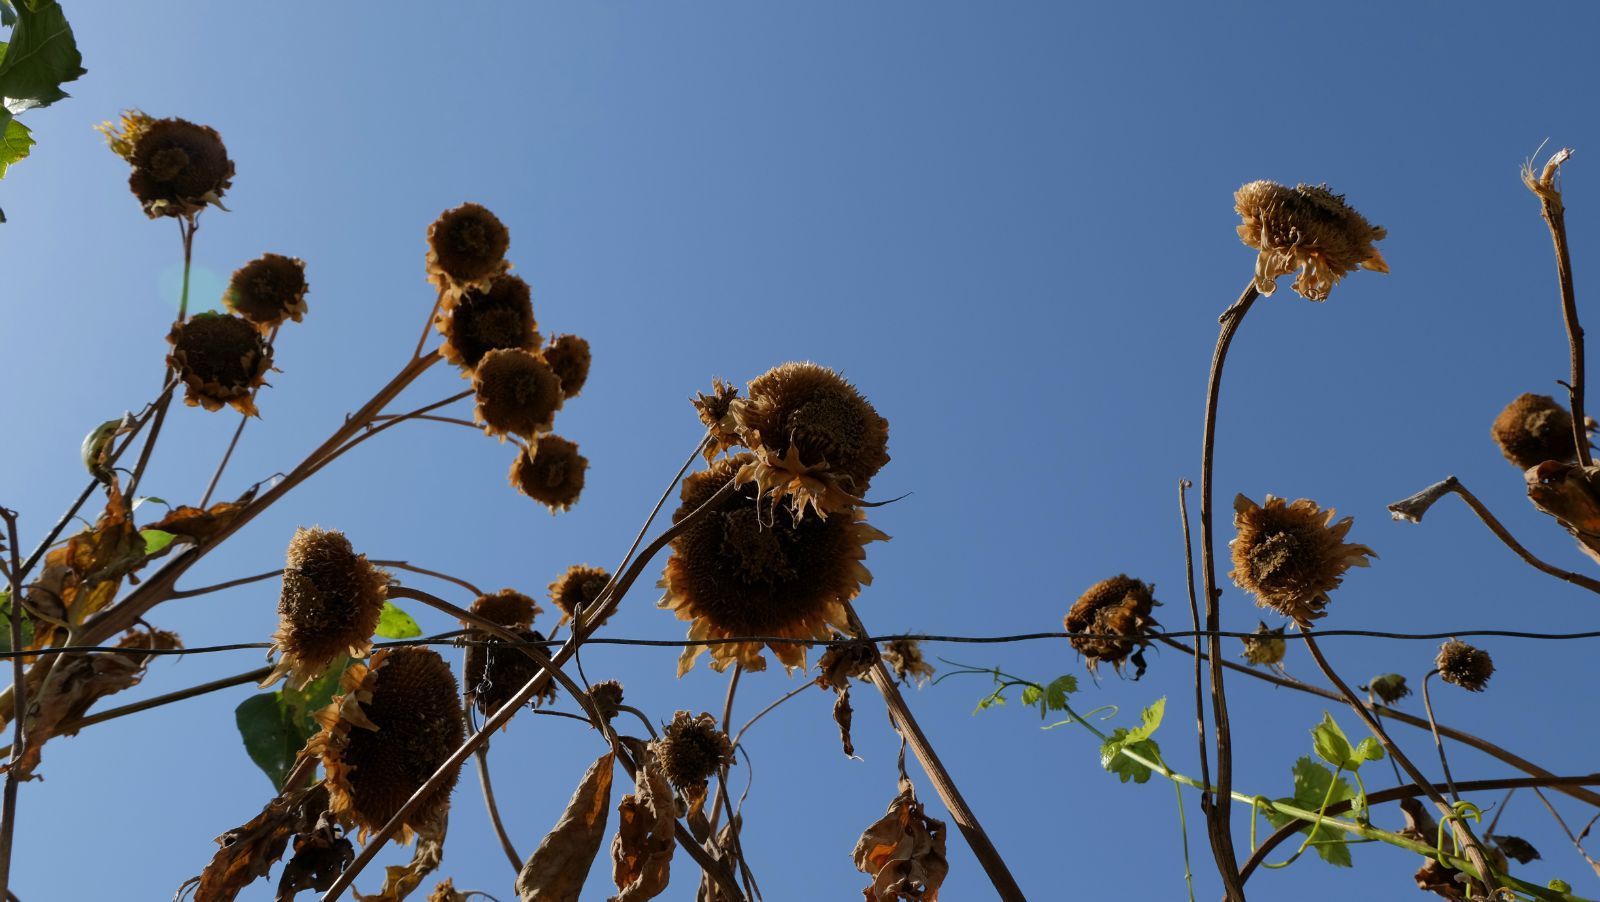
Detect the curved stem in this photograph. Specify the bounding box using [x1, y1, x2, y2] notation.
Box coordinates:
[370, 560, 483, 598]
[1178, 479, 1213, 810]
[1526, 148, 1591, 466]
[0, 511, 24, 898]
[1420, 671, 1462, 802]
[473, 745, 521, 872]
[707, 665, 742, 834]
[169, 569, 282, 599]
[731, 682, 815, 749]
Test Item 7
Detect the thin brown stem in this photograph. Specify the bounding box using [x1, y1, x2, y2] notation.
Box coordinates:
[168, 569, 283, 599]
[473, 745, 521, 872]
[707, 665, 743, 834]
[368, 413, 479, 430]
[590, 432, 711, 619]
[1198, 280, 1259, 900]
[370, 560, 483, 598]
[1525, 148, 1591, 466]
[200, 324, 281, 509]
[845, 602, 1025, 901]
[1421, 670, 1462, 802]
[1179, 479, 1214, 811]
[730, 682, 815, 749]
[0, 510, 25, 899]
[1532, 787, 1600, 878]
[413, 292, 444, 360]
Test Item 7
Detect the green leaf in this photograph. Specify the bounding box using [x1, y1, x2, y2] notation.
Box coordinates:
[1127, 697, 1165, 743]
[282, 654, 347, 724]
[234, 692, 301, 790]
[971, 690, 1006, 714]
[0, 591, 32, 654]
[1019, 676, 1077, 718]
[1100, 729, 1161, 784]
[1, 2, 15, 28]
[131, 496, 168, 512]
[0, 115, 31, 178]
[1311, 712, 1382, 771]
[0, 0, 83, 114]
[139, 528, 177, 556]
[373, 601, 421, 639]
[1264, 757, 1356, 867]
[1352, 737, 1384, 765]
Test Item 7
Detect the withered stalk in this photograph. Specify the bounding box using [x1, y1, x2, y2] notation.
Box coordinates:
[1526, 148, 1591, 466]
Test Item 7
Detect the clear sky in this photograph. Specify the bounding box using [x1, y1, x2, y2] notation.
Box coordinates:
[4, 2, 1600, 899]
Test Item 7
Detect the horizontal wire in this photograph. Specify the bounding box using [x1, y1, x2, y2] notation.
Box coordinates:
[6, 626, 1600, 660]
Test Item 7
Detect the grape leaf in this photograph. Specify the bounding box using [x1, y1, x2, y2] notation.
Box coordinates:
[374, 601, 421, 639]
[1019, 675, 1078, 719]
[0, 115, 31, 178]
[1099, 698, 1166, 784]
[139, 528, 177, 556]
[0, 0, 83, 115]
[1311, 712, 1383, 771]
[1264, 756, 1356, 867]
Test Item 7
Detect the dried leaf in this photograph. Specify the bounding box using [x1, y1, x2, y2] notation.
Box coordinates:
[516, 752, 615, 902]
[695, 818, 742, 902]
[427, 879, 468, 902]
[354, 820, 445, 902]
[193, 784, 326, 902]
[1527, 461, 1600, 564]
[276, 810, 354, 899]
[851, 786, 948, 902]
[1414, 858, 1468, 901]
[815, 636, 875, 691]
[610, 745, 675, 901]
[145, 498, 246, 549]
[833, 686, 856, 758]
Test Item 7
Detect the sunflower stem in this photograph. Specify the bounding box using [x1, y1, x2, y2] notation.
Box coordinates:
[473, 745, 521, 872]
[1420, 670, 1463, 803]
[0, 510, 25, 900]
[1525, 148, 1591, 467]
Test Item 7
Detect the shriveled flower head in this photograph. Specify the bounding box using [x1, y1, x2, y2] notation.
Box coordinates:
[881, 638, 935, 687]
[1364, 673, 1411, 705]
[816, 637, 878, 690]
[1240, 621, 1288, 671]
[1229, 494, 1376, 626]
[1234, 181, 1388, 301]
[166, 312, 273, 415]
[1435, 640, 1494, 692]
[693, 378, 743, 460]
[435, 274, 540, 371]
[731, 362, 890, 518]
[225, 253, 308, 332]
[589, 680, 624, 723]
[97, 109, 156, 162]
[548, 564, 611, 627]
[265, 528, 389, 689]
[125, 117, 234, 218]
[1064, 575, 1159, 677]
[660, 453, 888, 675]
[651, 711, 733, 806]
[472, 348, 563, 440]
[426, 202, 511, 291]
[310, 648, 464, 841]
[1492, 393, 1590, 470]
[541, 334, 591, 399]
[464, 628, 556, 716]
[468, 588, 540, 630]
[509, 434, 588, 513]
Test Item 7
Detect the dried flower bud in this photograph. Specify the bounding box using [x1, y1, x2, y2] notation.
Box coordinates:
[693, 378, 743, 460]
[881, 638, 935, 687]
[1234, 180, 1388, 301]
[509, 434, 588, 513]
[265, 528, 388, 689]
[125, 117, 233, 218]
[589, 680, 624, 723]
[166, 312, 273, 416]
[426, 203, 510, 291]
[1492, 393, 1592, 470]
[473, 348, 563, 440]
[225, 253, 308, 332]
[1239, 621, 1287, 670]
[548, 564, 611, 627]
[435, 274, 539, 371]
[651, 711, 733, 806]
[1229, 494, 1375, 626]
[542, 334, 591, 399]
[1363, 673, 1411, 705]
[1065, 575, 1159, 677]
[464, 628, 556, 716]
[468, 588, 540, 630]
[1435, 640, 1494, 692]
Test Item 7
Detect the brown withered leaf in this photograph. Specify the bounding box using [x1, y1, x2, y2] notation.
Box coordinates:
[851, 784, 948, 902]
[193, 784, 327, 901]
[610, 743, 675, 902]
[276, 810, 354, 900]
[1526, 461, 1600, 564]
[1488, 833, 1541, 866]
[1414, 858, 1469, 901]
[516, 752, 615, 902]
[354, 820, 445, 902]
[428, 879, 468, 902]
[146, 498, 247, 549]
[33, 482, 146, 632]
[815, 636, 876, 691]
[833, 686, 856, 758]
[695, 817, 742, 902]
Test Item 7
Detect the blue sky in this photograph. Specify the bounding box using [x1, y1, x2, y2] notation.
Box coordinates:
[4, 2, 1600, 898]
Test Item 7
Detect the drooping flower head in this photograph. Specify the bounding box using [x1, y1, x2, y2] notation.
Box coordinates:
[463, 627, 556, 716]
[1436, 640, 1494, 692]
[264, 527, 389, 689]
[548, 564, 611, 627]
[542, 334, 591, 399]
[1229, 494, 1375, 626]
[509, 435, 588, 513]
[435, 274, 540, 371]
[309, 648, 464, 842]
[472, 348, 563, 440]
[166, 312, 273, 415]
[1492, 393, 1591, 470]
[1064, 575, 1159, 677]
[225, 253, 308, 332]
[589, 680, 625, 724]
[426, 203, 511, 292]
[1234, 181, 1388, 301]
[659, 453, 888, 675]
[651, 711, 733, 807]
[123, 117, 234, 218]
[731, 362, 890, 518]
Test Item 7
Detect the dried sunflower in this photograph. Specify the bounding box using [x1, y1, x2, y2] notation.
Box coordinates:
[881, 638, 935, 687]
[166, 312, 273, 415]
[542, 334, 591, 399]
[651, 711, 732, 807]
[548, 564, 611, 627]
[464, 627, 557, 716]
[435, 274, 540, 371]
[1492, 393, 1590, 470]
[426, 202, 511, 292]
[509, 435, 588, 513]
[1240, 621, 1287, 671]
[693, 378, 743, 461]
[1234, 180, 1388, 301]
[124, 117, 234, 218]
[1229, 494, 1375, 626]
[731, 362, 890, 518]
[310, 648, 464, 842]
[225, 253, 308, 332]
[468, 588, 541, 630]
[1065, 575, 1159, 677]
[96, 109, 155, 162]
[264, 528, 389, 689]
[1436, 640, 1494, 692]
[589, 680, 624, 723]
[659, 453, 888, 675]
[472, 348, 563, 440]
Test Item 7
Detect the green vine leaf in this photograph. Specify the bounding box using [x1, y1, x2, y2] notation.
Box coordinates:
[1019, 675, 1078, 719]
[0, 0, 84, 116]
[139, 528, 177, 556]
[1311, 712, 1383, 771]
[1099, 698, 1166, 784]
[374, 600, 421, 639]
[234, 656, 347, 789]
[0, 115, 31, 178]
[1265, 757, 1356, 867]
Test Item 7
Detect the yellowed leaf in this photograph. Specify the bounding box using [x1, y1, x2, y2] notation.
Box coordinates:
[610, 746, 675, 901]
[516, 752, 615, 902]
[851, 787, 948, 902]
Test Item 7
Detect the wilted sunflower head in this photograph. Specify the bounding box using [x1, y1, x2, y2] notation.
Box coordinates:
[1064, 575, 1159, 677]
[881, 638, 935, 687]
[426, 203, 511, 292]
[660, 453, 888, 675]
[166, 312, 273, 416]
[541, 334, 591, 399]
[1363, 673, 1411, 705]
[509, 434, 588, 513]
[548, 564, 611, 627]
[1229, 494, 1375, 626]
[1436, 640, 1494, 692]
[124, 117, 234, 218]
[310, 648, 464, 842]
[435, 274, 540, 371]
[264, 528, 389, 689]
[1240, 621, 1288, 670]
[693, 378, 743, 460]
[1234, 181, 1388, 302]
[1492, 393, 1590, 470]
[468, 589, 540, 630]
[472, 348, 563, 440]
[730, 362, 890, 518]
[463, 628, 557, 716]
[225, 253, 308, 332]
[651, 711, 733, 807]
[816, 636, 878, 690]
[589, 680, 624, 723]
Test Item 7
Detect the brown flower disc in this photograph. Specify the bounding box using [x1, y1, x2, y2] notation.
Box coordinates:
[542, 334, 592, 398]
[734, 362, 890, 504]
[548, 563, 611, 626]
[1492, 393, 1584, 470]
[1065, 575, 1160, 675]
[436, 274, 540, 370]
[225, 253, 309, 331]
[468, 588, 540, 630]
[426, 203, 511, 288]
[509, 434, 588, 512]
[127, 118, 234, 218]
[473, 348, 563, 439]
[167, 311, 273, 415]
[268, 528, 388, 688]
[464, 628, 556, 716]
